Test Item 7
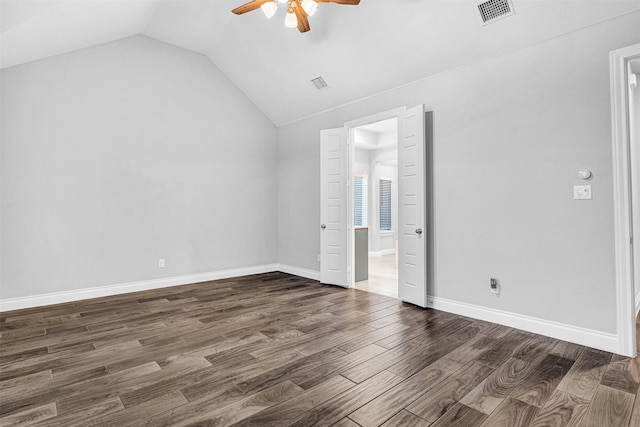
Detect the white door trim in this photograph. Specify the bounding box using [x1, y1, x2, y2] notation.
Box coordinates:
[344, 107, 407, 130]
[610, 43, 640, 357]
[344, 107, 407, 287]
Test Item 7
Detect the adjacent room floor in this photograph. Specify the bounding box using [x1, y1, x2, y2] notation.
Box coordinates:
[1, 272, 639, 426]
[354, 253, 398, 299]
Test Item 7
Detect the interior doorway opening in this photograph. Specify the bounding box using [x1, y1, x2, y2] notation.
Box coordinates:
[320, 105, 428, 307]
[610, 43, 640, 356]
[351, 118, 399, 299]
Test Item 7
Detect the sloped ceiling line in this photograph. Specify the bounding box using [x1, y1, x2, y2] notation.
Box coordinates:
[2, 1, 640, 126]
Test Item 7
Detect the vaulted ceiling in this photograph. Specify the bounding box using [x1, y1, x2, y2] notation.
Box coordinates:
[2, 1, 639, 126]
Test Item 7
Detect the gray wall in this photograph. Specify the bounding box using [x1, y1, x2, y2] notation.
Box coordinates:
[1, 35, 278, 299]
[277, 12, 640, 334]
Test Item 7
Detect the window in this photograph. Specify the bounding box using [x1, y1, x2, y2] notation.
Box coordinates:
[379, 178, 392, 231]
[354, 175, 368, 226]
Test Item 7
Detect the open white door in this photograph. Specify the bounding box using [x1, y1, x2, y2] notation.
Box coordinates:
[398, 105, 427, 307]
[320, 128, 349, 287]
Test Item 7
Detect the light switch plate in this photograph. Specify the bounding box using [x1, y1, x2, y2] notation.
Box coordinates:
[573, 185, 592, 200]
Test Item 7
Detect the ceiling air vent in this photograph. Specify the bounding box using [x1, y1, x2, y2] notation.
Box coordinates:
[311, 76, 329, 91]
[476, 0, 515, 25]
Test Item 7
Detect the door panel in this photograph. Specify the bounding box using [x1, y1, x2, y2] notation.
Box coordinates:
[398, 105, 427, 307]
[320, 128, 349, 287]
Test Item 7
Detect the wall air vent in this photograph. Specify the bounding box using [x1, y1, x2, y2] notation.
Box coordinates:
[476, 0, 515, 25]
[311, 76, 329, 91]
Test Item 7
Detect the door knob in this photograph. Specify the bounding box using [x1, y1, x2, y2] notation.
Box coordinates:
[321, 224, 326, 229]
[415, 228, 422, 235]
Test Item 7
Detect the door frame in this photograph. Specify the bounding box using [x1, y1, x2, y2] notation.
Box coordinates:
[344, 107, 407, 287]
[610, 43, 640, 357]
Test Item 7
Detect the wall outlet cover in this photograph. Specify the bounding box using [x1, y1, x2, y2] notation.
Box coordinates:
[573, 185, 592, 200]
[490, 278, 499, 295]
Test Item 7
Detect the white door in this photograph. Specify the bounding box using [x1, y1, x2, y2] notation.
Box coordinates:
[320, 128, 349, 287]
[398, 105, 427, 307]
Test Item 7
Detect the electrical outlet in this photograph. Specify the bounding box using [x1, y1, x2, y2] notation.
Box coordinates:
[158, 258, 165, 268]
[573, 185, 592, 200]
[490, 278, 499, 295]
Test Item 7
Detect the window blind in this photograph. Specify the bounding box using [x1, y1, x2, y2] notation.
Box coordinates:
[354, 176, 368, 227]
[379, 179, 392, 231]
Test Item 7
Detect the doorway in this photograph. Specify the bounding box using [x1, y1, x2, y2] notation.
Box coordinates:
[610, 43, 640, 357]
[320, 105, 429, 307]
[630, 57, 640, 319]
[351, 118, 399, 298]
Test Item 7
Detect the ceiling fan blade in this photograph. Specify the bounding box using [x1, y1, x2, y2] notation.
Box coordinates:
[294, 2, 311, 33]
[232, 0, 272, 15]
[316, 0, 360, 4]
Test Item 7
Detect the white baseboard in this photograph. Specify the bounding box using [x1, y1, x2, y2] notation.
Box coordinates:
[636, 291, 640, 316]
[428, 296, 619, 354]
[1, 265, 621, 354]
[276, 264, 320, 281]
[0, 264, 279, 312]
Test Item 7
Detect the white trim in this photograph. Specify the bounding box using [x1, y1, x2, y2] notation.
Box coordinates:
[429, 297, 619, 354]
[344, 107, 407, 130]
[610, 43, 640, 357]
[0, 264, 279, 312]
[1, 262, 622, 353]
[276, 264, 320, 281]
[636, 291, 640, 317]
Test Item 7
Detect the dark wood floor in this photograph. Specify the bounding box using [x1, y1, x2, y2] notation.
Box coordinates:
[1, 272, 639, 426]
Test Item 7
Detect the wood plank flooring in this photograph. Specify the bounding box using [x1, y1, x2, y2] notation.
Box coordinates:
[1, 271, 639, 426]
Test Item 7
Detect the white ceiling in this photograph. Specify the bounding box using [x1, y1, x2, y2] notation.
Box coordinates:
[2, 1, 640, 126]
[354, 117, 397, 150]
[357, 117, 397, 135]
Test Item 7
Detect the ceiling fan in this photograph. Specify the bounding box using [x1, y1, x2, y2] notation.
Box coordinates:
[232, 0, 360, 33]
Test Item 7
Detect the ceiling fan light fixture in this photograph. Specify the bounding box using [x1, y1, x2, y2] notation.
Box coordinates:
[232, 0, 360, 33]
[285, 9, 298, 27]
[302, 0, 318, 16]
[260, 1, 278, 19]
